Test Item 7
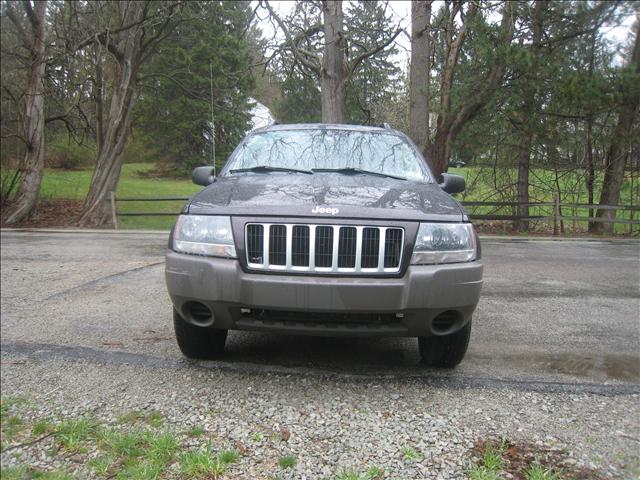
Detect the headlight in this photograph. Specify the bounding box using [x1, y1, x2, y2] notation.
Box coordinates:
[173, 215, 236, 258]
[411, 223, 477, 265]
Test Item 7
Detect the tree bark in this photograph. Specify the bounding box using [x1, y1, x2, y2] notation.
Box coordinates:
[593, 19, 640, 234]
[94, 43, 105, 157]
[585, 33, 597, 231]
[409, 1, 432, 157]
[515, 0, 545, 232]
[78, 2, 146, 227]
[320, 0, 348, 123]
[4, 1, 48, 225]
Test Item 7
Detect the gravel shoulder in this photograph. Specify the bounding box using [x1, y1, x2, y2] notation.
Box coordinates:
[2, 358, 639, 479]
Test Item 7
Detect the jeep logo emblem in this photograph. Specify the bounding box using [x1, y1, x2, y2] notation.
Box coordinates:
[312, 206, 339, 215]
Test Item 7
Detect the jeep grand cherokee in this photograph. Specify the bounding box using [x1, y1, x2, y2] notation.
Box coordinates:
[165, 124, 483, 368]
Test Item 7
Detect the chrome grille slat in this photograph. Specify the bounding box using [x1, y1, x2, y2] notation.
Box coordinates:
[331, 225, 339, 272]
[245, 223, 404, 274]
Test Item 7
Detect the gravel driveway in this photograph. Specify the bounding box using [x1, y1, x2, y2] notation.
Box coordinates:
[1, 230, 639, 479]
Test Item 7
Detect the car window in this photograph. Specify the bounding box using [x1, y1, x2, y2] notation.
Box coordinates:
[225, 129, 432, 182]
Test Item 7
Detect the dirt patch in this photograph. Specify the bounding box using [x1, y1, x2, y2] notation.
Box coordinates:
[0, 199, 86, 228]
[471, 438, 606, 479]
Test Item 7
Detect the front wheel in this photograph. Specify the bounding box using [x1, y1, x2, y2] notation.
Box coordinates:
[173, 308, 227, 359]
[418, 319, 472, 368]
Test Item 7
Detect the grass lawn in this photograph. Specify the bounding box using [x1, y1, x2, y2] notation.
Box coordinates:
[38, 163, 201, 230]
[9, 162, 638, 232]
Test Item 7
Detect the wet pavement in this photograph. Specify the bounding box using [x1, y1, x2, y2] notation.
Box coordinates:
[1, 230, 639, 391]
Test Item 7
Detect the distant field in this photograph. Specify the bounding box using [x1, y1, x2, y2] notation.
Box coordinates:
[10, 163, 639, 232]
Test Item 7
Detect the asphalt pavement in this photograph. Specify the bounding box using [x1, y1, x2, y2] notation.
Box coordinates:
[1, 230, 639, 478]
[1, 230, 638, 389]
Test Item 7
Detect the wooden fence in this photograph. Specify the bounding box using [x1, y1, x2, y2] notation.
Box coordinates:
[109, 191, 640, 234]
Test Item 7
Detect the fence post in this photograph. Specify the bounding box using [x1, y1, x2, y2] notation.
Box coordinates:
[553, 193, 560, 236]
[110, 191, 118, 230]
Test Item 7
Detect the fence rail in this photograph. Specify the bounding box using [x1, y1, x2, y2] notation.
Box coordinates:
[109, 192, 640, 233]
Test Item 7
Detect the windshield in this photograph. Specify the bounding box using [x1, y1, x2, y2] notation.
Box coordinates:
[223, 129, 432, 182]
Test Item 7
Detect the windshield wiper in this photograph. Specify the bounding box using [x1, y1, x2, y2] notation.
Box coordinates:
[311, 167, 406, 181]
[229, 165, 313, 175]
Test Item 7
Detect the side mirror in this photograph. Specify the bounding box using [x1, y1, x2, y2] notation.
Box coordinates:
[438, 173, 465, 194]
[192, 166, 215, 186]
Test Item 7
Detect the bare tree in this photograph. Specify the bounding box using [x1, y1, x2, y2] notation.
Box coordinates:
[263, 0, 401, 123]
[3, 0, 48, 225]
[408, 0, 432, 155]
[76, 1, 182, 227]
[593, 17, 640, 233]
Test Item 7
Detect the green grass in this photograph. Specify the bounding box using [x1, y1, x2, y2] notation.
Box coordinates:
[186, 425, 206, 437]
[55, 417, 100, 452]
[36, 163, 200, 230]
[0, 466, 74, 480]
[179, 447, 239, 479]
[451, 166, 639, 234]
[32, 418, 54, 436]
[467, 441, 505, 480]
[401, 445, 421, 461]
[2, 415, 24, 440]
[0, 396, 29, 421]
[116, 410, 164, 428]
[278, 454, 296, 469]
[93, 429, 180, 479]
[337, 466, 385, 480]
[523, 462, 563, 480]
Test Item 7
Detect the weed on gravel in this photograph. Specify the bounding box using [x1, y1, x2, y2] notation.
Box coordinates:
[1, 400, 245, 479]
[277, 453, 296, 469]
[179, 446, 239, 479]
[0, 465, 73, 479]
[116, 409, 164, 428]
[400, 445, 421, 461]
[336, 465, 385, 480]
[468, 438, 606, 480]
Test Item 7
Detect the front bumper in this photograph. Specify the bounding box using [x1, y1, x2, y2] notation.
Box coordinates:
[165, 251, 483, 337]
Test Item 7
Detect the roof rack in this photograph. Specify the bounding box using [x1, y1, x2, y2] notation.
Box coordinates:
[379, 122, 392, 129]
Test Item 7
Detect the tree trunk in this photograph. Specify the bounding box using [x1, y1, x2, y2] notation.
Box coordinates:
[593, 20, 640, 234]
[427, 2, 515, 177]
[586, 115, 596, 228]
[4, 1, 48, 225]
[586, 33, 597, 232]
[409, 1, 432, 157]
[320, 0, 348, 123]
[515, 0, 545, 232]
[78, 3, 146, 227]
[95, 43, 105, 157]
[516, 136, 533, 231]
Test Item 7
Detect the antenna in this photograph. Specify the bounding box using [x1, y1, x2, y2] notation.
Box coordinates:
[209, 62, 215, 176]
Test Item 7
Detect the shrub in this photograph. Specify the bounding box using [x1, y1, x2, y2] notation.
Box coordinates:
[46, 135, 96, 170]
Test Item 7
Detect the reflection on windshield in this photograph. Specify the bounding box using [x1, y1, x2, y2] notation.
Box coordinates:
[225, 129, 431, 182]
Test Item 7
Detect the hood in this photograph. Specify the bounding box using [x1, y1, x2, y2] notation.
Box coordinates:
[187, 173, 465, 222]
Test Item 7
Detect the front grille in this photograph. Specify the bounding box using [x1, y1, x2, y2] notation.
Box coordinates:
[245, 223, 404, 274]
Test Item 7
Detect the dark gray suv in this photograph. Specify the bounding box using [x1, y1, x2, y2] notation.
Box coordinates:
[165, 124, 483, 367]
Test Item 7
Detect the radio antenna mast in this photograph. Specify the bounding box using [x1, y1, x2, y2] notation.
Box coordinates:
[210, 62, 215, 176]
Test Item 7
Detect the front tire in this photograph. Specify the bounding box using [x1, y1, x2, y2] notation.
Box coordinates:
[173, 308, 227, 359]
[418, 319, 472, 368]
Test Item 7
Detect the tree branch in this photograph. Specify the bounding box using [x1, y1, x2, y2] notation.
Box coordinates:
[349, 26, 402, 75]
[448, 0, 516, 140]
[261, 0, 322, 75]
[4, 3, 31, 52]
